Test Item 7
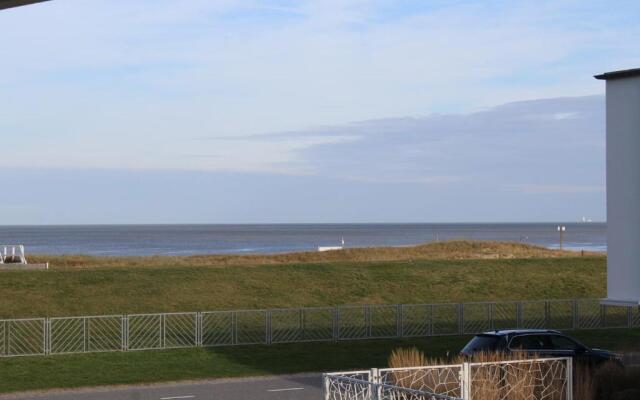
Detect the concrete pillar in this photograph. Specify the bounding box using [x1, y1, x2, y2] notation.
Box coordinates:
[595, 68, 640, 305]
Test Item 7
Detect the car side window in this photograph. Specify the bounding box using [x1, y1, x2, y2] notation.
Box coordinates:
[549, 335, 581, 351]
[509, 334, 547, 350]
[509, 336, 523, 349]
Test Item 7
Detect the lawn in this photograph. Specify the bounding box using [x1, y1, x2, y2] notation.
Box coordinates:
[0, 328, 637, 394]
[0, 241, 611, 394]
[0, 256, 605, 318]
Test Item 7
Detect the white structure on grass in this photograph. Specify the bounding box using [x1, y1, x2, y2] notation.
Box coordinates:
[596, 68, 640, 305]
[0, 245, 28, 264]
[318, 236, 346, 252]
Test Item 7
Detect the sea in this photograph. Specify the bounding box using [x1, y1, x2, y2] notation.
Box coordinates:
[0, 223, 606, 256]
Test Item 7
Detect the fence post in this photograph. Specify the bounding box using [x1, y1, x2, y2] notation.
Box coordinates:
[6, 321, 10, 356]
[232, 312, 238, 345]
[488, 303, 494, 331]
[1, 320, 5, 357]
[461, 362, 471, 400]
[322, 374, 330, 400]
[544, 301, 550, 328]
[44, 318, 50, 355]
[370, 368, 381, 400]
[366, 305, 372, 338]
[566, 357, 574, 400]
[397, 304, 403, 338]
[572, 299, 578, 330]
[266, 310, 272, 345]
[299, 308, 305, 341]
[517, 301, 523, 328]
[429, 304, 434, 336]
[83, 317, 88, 353]
[196, 312, 202, 347]
[333, 307, 339, 343]
[122, 315, 128, 351]
[161, 314, 166, 349]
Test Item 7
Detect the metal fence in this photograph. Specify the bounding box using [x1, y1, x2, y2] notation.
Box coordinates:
[324, 357, 572, 400]
[324, 374, 456, 400]
[0, 299, 638, 357]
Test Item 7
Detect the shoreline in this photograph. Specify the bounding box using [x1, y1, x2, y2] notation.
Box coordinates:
[1, 222, 607, 257]
[17, 241, 608, 258]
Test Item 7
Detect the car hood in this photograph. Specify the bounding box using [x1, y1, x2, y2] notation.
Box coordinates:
[589, 348, 621, 359]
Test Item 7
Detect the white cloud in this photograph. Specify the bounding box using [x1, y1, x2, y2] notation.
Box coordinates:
[0, 0, 636, 175]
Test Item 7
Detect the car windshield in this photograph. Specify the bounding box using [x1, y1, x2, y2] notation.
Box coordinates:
[462, 335, 502, 354]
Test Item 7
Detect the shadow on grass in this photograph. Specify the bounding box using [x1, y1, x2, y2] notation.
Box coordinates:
[0, 336, 471, 394]
[205, 335, 472, 379]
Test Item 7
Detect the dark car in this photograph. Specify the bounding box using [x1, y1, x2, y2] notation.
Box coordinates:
[460, 329, 622, 366]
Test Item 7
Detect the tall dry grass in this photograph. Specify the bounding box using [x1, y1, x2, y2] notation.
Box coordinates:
[575, 362, 640, 400]
[574, 363, 595, 400]
[389, 348, 640, 400]
[388, 347, 429, 368]
[28, 240, 596, 270]
[388, 348, 565, 400]
[387, 347, 461, 397]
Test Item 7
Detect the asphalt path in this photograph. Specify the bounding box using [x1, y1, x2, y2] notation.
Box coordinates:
[0, 374, 324, 400]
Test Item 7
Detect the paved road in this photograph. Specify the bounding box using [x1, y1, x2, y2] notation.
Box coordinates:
[0, 374, 323, 400]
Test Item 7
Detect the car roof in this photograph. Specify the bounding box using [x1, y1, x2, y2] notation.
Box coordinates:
[478, 329, 561, 336]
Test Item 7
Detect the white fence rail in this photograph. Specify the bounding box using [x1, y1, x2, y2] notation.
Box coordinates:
[324, 357, 572, 400]
[0, 299, 637, 357]
[0, 244, 26, 264]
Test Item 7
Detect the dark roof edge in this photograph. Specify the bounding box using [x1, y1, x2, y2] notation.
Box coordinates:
[0, 0, 49, 11]
[595, 68, 640, 80]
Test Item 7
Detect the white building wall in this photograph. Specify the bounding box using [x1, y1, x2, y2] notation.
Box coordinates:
[604, 75, 640, 304]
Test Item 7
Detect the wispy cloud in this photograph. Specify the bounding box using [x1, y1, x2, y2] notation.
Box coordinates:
[508, 184, 605, 194]
[1, 0, 638, 174]
[342, 175, 466, 185]
[205, 95, 605, 188]
[0, 1, 624, 222]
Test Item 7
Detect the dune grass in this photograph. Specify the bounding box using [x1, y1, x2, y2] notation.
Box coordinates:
[0, 241, 605, 319]
[26, 240, 595, 270]
[0, 328, 636, 394]
[0, 258, 605, 319]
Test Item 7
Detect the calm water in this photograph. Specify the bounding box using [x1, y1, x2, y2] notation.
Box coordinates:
[0, 223, 606, 256]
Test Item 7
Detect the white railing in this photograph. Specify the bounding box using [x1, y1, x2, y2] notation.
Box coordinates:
[325, 374, 457, 400]
[0, 299, 637, 357]
[324, 357, 572, 400]
[379, 364, 463, 398]
[0, 245, 26, 264]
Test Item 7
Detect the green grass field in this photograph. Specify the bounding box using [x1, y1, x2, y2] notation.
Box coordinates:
[0, 328, 637, 394]
[0, 256, 605, 318]
[0, 241, 610, 394]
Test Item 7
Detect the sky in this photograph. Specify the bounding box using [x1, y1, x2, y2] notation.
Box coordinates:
[1, 0, 639, 224]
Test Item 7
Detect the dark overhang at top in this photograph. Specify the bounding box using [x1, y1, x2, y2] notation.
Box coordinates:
[595, 68, 640, 80]
[0, 0, 48, 11]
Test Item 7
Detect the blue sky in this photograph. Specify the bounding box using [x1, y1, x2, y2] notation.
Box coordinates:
[1, 0, 639, 224]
